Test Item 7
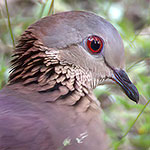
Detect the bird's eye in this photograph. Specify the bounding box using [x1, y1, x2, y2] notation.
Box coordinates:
[87, 35, 104, 53]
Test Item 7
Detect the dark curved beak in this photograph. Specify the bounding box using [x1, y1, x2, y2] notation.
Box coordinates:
[112, 69, 139, 103]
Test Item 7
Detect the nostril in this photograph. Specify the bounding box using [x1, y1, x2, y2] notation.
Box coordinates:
[114, 69, 132, 84]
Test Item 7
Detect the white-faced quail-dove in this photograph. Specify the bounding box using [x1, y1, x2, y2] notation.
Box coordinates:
[0, 11, 139, 150]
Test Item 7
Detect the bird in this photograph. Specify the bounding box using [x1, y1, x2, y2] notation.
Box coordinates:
[0, 11, 139, 150]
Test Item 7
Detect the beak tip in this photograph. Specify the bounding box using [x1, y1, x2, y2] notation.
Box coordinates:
[131, 96, 139, 104]
[125, 85, 139, 104]
[133, 93, 139, 104]
[124, 83, 139, 104]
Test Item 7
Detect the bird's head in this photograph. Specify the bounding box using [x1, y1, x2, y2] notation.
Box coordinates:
[9, 11, 139, 104]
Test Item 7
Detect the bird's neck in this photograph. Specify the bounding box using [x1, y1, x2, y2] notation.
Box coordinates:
[8, 32, 100, 110]
[8, 81, 100, 113]
[9, 62, 99, 109]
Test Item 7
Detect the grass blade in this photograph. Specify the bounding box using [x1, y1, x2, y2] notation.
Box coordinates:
[5, 0, 15, 48]
[113, 98, 150, 149]
[48, 0, 54, 16]
[39, 0, 48, 18]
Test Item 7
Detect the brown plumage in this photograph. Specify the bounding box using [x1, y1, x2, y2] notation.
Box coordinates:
[0, 11, 139, 150]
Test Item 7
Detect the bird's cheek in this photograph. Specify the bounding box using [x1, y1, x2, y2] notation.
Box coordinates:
[103, 44, 125, 70]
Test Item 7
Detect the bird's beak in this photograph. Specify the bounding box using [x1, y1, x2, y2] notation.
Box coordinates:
[112, 69, 139, 103]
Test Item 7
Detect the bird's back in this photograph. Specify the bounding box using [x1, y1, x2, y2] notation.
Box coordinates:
[0, 85, 108, 150]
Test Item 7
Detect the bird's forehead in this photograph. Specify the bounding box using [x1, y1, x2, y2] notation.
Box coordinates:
[28, 11, 125, 68]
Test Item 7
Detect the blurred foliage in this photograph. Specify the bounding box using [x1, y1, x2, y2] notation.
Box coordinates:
[0, 0, 150, 149]
[0, 56, 9, 88]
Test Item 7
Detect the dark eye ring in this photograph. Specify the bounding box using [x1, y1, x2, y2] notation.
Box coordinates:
[87, 35, 104, 53]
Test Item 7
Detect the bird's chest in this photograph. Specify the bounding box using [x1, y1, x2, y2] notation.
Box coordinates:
[38, 103, 109, 150]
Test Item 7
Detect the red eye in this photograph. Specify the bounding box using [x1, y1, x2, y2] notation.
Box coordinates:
[87, 35, 104, 53]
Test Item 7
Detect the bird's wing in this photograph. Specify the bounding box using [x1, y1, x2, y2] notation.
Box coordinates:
[0, 86, 108, 150]
[0, 88, 56, 150]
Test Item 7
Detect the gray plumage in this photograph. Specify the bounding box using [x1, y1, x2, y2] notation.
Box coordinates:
[0, 11, 139, 150]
